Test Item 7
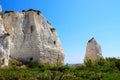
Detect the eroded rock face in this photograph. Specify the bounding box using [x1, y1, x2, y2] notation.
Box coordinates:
[84, 37, 102, 61]
[0, 7, 64, 65]
[0, 6, 10, 67]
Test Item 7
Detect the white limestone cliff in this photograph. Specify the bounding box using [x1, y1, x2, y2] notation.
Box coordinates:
[0, 7, 64, 66]
[0, 6, 10, 67]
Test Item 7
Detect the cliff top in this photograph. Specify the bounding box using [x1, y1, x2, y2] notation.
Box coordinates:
[2, 8, 52, 26]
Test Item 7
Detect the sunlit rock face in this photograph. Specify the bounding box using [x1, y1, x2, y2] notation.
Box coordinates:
[0, 6, 64, 65]
[0, 5, 10, 67]
[84, 37, 103, 61]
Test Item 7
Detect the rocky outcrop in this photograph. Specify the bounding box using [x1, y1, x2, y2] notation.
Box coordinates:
[84, 37, 102, 61]
[0, 6, 64, 66]
[0, 6, 10, 67]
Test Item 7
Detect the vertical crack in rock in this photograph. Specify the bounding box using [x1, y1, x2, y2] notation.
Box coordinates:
[30, 25, 34, 33]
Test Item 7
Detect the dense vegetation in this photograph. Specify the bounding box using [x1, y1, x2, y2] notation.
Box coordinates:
[0, 58, 120, 80]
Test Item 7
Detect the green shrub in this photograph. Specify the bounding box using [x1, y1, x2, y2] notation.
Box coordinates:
[74, 66, 86, 72]
[0, 57, 120, 79]
[25, 62, 38, 68]
[22, 10, 26, 12]
[84, 59, 93, 67]
[96, 58, 105, 66]
[9, 59, 23, 66]
[58, 65, 70, 72]
[5, 11, 14, 13]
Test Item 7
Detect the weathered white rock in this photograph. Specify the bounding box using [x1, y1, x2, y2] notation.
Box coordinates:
[0, 35, 10, 67]
[84, 37, 102, 61]
[0, 6, 11, 67]
[0, 10, 64, 65]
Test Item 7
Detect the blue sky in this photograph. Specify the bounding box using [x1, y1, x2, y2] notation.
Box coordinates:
[0, 0, 120, 64]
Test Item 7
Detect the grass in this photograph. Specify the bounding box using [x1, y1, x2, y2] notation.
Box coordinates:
[0, 58, 120, 80]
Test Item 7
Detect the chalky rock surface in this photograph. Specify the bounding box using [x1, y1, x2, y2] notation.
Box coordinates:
[84, 38, 102, 61]
[0, 8, 64, 64]
[0, 6, 10, 67]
